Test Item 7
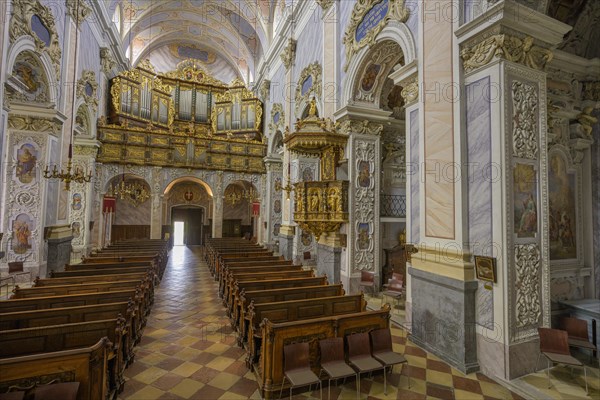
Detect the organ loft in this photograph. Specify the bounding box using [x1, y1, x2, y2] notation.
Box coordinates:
[0, 0, 598, 399]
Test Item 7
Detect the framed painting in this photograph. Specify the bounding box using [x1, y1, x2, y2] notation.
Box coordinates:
[474, 255, 497, 283]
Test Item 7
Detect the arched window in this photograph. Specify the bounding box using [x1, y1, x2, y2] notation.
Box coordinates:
[112, 5, 121, 33]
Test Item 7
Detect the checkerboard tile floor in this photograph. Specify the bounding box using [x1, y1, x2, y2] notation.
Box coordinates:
[117, 246, 595, 399]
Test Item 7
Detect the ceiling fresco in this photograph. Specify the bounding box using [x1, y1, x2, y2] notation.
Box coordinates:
[110, 0, 284, 82]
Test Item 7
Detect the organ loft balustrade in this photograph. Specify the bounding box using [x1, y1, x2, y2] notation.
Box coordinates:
[97, 59, 266, 173]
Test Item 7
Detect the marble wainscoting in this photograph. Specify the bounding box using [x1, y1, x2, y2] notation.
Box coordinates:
[316, 243, 341, 284]
[409, 108, 420, 243]
[46, 225, 73, 275]
[466, 76, 494, 328]
[277, 228, 294, 261]
[409, 267, 479, 374]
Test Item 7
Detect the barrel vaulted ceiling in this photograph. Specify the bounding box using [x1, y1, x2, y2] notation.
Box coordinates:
[109, 0, 286, 84]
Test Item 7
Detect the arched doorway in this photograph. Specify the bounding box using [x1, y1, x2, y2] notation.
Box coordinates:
[223, 180, 258, 238]
[163, 180, 212, 245]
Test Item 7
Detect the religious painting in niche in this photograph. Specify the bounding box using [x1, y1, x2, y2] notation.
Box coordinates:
[16, 143, 38, 184]
[12, 214, 34, 255]
[358, 161, 371, 188]
[72, 222, 81, 239]
[12, 53, 47, 101]
[30, 15, 51, 46]
[302, 167, 314, 182]
[301, 231, 312, 246]
[72, 193, 82, 211]
[513, 163, 538, 238]
[361, 63, 381, 92]
[273, 199, 281, 214]
[355, 0, 389, 42]
[357, 223, 371, 250]
[273, 112, 280, 124]
[548, 153, 577, 259]
[273, 223, 281, 237]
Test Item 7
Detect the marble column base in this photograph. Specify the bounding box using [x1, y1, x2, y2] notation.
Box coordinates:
[316, 243, 341, 283]
[409, 267, 479, 374]
[46, 225, 73, 276]
[278, 234, 294, 261]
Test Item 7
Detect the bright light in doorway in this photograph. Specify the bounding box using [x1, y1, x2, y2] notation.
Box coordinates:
[174, 221, 185, 246]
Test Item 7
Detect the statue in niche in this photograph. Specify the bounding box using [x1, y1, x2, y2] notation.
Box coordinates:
[308, 97, 317, 117]
[309, 191, 320, 212]
[328, 188, 341, 212]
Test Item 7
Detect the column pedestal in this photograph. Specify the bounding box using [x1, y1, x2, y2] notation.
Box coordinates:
[278, 225, 295, 261]
[317, 232, 343, 284]
[46, 225, 73, 276]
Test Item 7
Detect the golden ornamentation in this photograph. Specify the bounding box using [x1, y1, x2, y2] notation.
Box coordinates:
[9, 0, 62, 79]
[293, 181, 349, 240]
[280, 39, 297, 71]
[8, 114, 61, 134]
[400, 76, 418, 104]
[269, 103, 285, 133]
[343, 0, 409, 72]
[108, 178, 150, 207]
[337, 119, 383, 136]
[260, 80, 270, 101]
[99, 47, 115, 73]
[66, 0, 92, 25]
[137, 59, 156, 73]
[165, 60, 225, 86]
[460, 34, 553, 73]
[315, 0, 335, 11]
[76, 70, 99, 112]
[295, 62, 323, 113]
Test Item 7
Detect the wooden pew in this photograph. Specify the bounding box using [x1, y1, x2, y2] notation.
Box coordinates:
[213, 248, 270, 277]
[0, 337, 111, 400]
[234, 284, 345, 339]
[0, 318, 128, 396]
[256, 305, 392, 399]
[0, 301, 138, 367]
[65, 261, 159, 284]
[216, 252, 275, 277]
[229, 276, 328, 323]
[245, 294, 366, 366]
[225, 270, 314, 312]
[221, 264, 303, 300]
[11, 280, 146, 299]
[33, 272, 149, 287]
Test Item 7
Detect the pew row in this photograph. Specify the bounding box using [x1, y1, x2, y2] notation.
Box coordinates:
[220, 264, 301, 299]
[0, 337, 111, 400]
[245, 294, 366, 366]
[234, 284, 345, 340]
[256, 305, 392, 399]
[0, 318, 128, 396]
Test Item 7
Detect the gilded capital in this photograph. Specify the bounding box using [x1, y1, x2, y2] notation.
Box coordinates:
[461, 34, 553, 73]
[280, 39, 297, 71]
[400, 77, 418, 104]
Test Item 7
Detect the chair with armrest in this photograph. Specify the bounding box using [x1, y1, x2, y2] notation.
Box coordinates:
[537, 327, 588, 394]
[279, 342, 322, 400]
[370, 328, 410, 389]
[346, 332, 386, 398]
[319, 338, 357, 400]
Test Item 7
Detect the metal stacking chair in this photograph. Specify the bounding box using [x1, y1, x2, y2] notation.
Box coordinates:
[346, 332, 386, 398]
[561, 317, 598, 364]
[319, 338, 357, 399]
[537, 327, 588, 394]
[279, 342, 322, 399]
[381, 278, 405, 313]
[358, 270, 375, 295]
[370, 328, 411, 388]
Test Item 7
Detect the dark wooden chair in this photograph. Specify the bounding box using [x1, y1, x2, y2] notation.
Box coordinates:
[370, 328, 410, 389]
[319, 337, 357, 400]
[358, 270, 375, 295]
[346, 332, 386, 398]
[381, 278, 404, 313]
[537, 327, 588, 394]
[34, 382, 80, 400]
[279, 342, 322, 399]
[560, 317, 597, 363]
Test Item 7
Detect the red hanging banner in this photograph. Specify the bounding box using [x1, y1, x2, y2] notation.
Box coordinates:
[102, 196, 116, 213]
[252, 202, 260, 216]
